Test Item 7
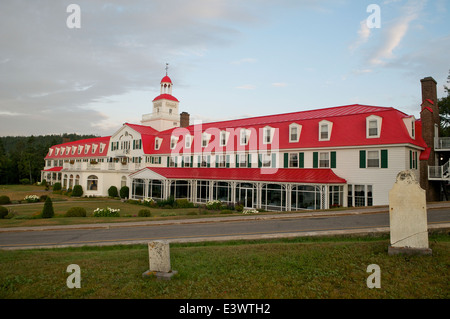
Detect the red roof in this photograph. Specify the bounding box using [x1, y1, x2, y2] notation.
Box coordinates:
[44, 136, 110, 159]
[151, 104, 427, 155]
[43, 167, 63, 172]
[131, 167, 346, 184]
[152, 94, 179, 102]
[161, 75, 172, 84]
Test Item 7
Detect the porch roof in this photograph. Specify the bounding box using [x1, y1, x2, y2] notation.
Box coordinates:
[129, 167, 346, 184]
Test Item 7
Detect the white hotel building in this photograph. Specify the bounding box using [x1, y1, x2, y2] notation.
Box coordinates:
[42, 73, 445, 211]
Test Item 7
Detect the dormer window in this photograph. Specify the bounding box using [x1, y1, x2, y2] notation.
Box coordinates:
[220, 131, 229, 147]
[202, 133, 210, 148]
[366, 115, 382, 138]
[185, 134, 192, 148]
[240, 129, 250, 145]
[319, 120, 332, 141]
[263, 126, 274, 144]
[170, 136, 178, 149]
[155, 138, 162, 150]
[78, 146, 83, 154]
[289, 123, 301, 143]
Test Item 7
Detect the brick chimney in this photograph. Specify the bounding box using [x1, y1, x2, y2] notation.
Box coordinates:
[180, 112, 190, 128]
[419, 76, 440, 201]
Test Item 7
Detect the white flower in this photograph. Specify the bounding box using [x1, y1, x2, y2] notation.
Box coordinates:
[243, 209, 259, 214]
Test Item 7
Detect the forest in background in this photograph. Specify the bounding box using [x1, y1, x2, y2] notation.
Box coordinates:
[0, 134, 98, 184]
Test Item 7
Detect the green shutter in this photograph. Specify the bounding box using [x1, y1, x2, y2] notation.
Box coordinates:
[175, 156, 178, 167]
[359, 150, 366, 168]
[381, 149, 388, 168]
[258, 154, 262, 168]
[299, 152, 304, 168]
[409, 150, 412, 169]
[236, 154, 239, 168]
[190, 156, 193, 168]
[166, 156, 169, 167]
[415, 152, 418, 169]
[226, 155, 230, 168]
[248, 154, 251, 168]
[215, 155, 219, 168]
[272, 153, 276, 168]
[313, 152, 318, 168]
[207, 155, 211, 167]
[197, 156, 201, 168]
[331, 151, 336, 168]
[284, 153, 289, 168]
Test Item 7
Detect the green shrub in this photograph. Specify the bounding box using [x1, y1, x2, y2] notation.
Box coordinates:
[20, 178, 30, 185]
[0, 206, 8, 219]
[0, 196, 11, 205]
[39, 195, 48, 202]
[206, 200, 222, 210]
[138, 209, 152, 217]
[220, 209, 233, 214]
[157, 196, 175, 208]
[235, 203, 244, 212]
[175, 199, 194, 208]
[120, 186, 129, 199]
[72, 185, 83, 197]
[53, 182, 62, 191]
[65, 207, 87, 217]
[108, 186, 119, 198]
[41, 197, 54, 218]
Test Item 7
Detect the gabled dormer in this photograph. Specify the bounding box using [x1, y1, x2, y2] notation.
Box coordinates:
[366, 115, 382, 139]
[318, 120, 333, 141]
[289, 123, 302, 143]
[402, 116, 416, 140]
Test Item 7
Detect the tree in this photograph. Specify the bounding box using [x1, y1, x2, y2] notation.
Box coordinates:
[439, 69, 450, 136]
[42, 196, 54, 218]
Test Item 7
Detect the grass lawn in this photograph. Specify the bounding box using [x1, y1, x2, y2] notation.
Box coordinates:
[0, 184, 249, 228]
[0, 234, 448, 299]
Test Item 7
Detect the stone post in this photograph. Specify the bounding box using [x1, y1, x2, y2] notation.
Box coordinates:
[142, 240, 178, 280]
[388, 171, 432, 255]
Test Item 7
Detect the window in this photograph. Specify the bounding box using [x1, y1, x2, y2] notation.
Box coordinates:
[169, 156, 176, 167]
[260, 153, 272, 168]
[154, 138, 161, 150]
[87, 175, 98, 191]
[319, 152, 329, 168]
[183, 156, 191, 167]
[367, 150, 380, 168]
[318, 120, 332, 141]
[216, 155, 226, 168]
[185, 135, 192, 148]
[289, 153, 298, 168]
[289, 124, 301, 143]
[410, 150, 418, 169]
[240, 129, 250, 145]
[220, 131, 228, 147]
[263, 127, 273, 144]
[313, 151, 336, 168]
[202, 133, 209, 147]
[359, 149, 388, 168]
[239, 154, 247, 167]
[170, 136, 178, 149]
[368, 120, 378, 137]
[200, 155, 209, 167]
[366, 115, 382, 138]
[348, 184, 373, 207]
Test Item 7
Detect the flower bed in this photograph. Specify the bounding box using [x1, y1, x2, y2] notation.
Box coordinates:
[93, 207, 120, 217]
[24, 195, 40, 203]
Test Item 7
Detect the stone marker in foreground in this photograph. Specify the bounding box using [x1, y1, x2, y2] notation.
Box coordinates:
[142, 240, 178, 280]
[388, 170, 432, 255]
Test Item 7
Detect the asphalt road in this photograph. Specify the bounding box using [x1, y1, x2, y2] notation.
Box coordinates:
[1, 207, 449, 250]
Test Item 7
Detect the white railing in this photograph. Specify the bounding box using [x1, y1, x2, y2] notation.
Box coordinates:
[428, 160, 450, 180]
[435, 137, 450, 150]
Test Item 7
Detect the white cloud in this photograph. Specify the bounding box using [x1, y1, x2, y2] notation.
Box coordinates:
[236, 84, 256, 90]
[349, 19, 371, 51]
[230, 58, 257, 65]
[368, 0, 425, 66]
[272, 82, 288, 87]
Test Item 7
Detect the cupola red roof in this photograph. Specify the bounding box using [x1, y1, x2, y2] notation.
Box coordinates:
[161, 75, 172, 84]
[152, 94, 179, 102]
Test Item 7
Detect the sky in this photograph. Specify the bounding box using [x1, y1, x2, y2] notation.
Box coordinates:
[0, 0, 449, 137]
